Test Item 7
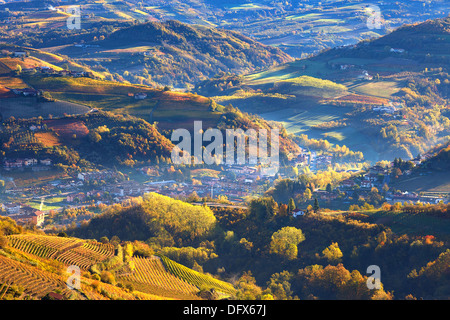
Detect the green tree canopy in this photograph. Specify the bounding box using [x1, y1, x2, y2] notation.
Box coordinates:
[269, 227, 305, 260]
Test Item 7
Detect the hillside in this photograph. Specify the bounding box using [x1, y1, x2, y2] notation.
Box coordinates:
[64, 195, 450, 300]
[198, 15, 450, 162]
[390, 141, 450, 194]
[2, 0, 447, 59]
[47, 20, 293, 87]
[0, 44, 113, 80]
[0, 71, 301, 164]
[0, 216, 235, 300]
[0, 109, 175, 170]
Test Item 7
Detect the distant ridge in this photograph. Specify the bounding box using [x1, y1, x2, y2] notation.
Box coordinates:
[101, 20, 294, 85]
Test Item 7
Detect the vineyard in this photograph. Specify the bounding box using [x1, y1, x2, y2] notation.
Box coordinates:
[0, 254, 72, 299]
[119, 256, 200, 300]
[159, 255, 236, 296]
[7, 234, 115, 270]
[2, 234, 235, 300]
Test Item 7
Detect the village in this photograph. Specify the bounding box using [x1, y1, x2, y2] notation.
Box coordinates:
[1, 144, 448, 230]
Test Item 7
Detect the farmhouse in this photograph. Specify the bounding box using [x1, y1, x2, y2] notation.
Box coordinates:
[38, 66, 55, 73]
[7, 87, 40, 97]
[358, 70, 373, 81]
[66, 192, 87, 202]
[134, 93, 148, 100]
[10, 208, 45, 227]
[390, 48, 406, 54]
[4, 159, 24, 168]
[23, 158, 38, 166]
[340, 179, 356, 188]
[291, 209, 305, 217]
[13, 51, 26, 57]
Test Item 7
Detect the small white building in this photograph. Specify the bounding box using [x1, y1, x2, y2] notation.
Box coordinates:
[390, 48, 405, 54]
[13, 51, 26, 57]
[292, 209, 305, 217]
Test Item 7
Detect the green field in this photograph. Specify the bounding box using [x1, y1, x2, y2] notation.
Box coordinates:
[391, 171, 450, 194]
[26, 196, 66, 211]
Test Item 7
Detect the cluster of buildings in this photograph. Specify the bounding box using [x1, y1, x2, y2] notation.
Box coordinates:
[0, 203, 45, 227]
[3, 158, 52, 171]
[6, 87, 41, 97]
[286, 151, 332, 172]
[310, 153, 332, 170]
[372, 101, 404, 114]
[385, 191, 447, 205]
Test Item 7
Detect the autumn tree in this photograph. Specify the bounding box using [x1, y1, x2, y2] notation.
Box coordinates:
[264, 271, 294, 300]
[288, 198, 296, 213]
[269, 227, 305, 260]
[322, 242, 343, 264]
[235, 271, 263, 300]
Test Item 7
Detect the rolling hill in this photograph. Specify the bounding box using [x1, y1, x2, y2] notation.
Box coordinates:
[0, 70, 301, 165]
[3, 0, 446, 59]
[391, 142, 450, 194]
[47, 20, 293, 87]
[198, 15, 450, 163]
[0, 216, 235, 300]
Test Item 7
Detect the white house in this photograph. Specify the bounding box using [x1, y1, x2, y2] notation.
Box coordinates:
[292, 209, 305, 217]
[390, 48, 405, 54]
[134, 93, 147, 100]
[13, 51, 26, 57]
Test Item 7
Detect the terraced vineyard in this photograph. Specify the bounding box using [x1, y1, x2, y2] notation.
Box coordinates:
[7, 234, 115, 270]
[119, 256, 200, 300]
[159, 255, 236, 295]
[3, 234, 234, 299]
[0, 254, 72, 299]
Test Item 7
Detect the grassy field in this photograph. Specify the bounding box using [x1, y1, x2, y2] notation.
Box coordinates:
[0, 76, 28, 88]
[0, 57, 62, 72]
[26, 196, 66, 211]
[260, 104, 380, 161]
[43, 118, 89, 139]
[347, 80, 403, 99]
[391, 171, 450, 194]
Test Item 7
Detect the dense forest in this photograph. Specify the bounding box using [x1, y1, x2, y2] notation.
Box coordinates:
[0, 111, 174, 170]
